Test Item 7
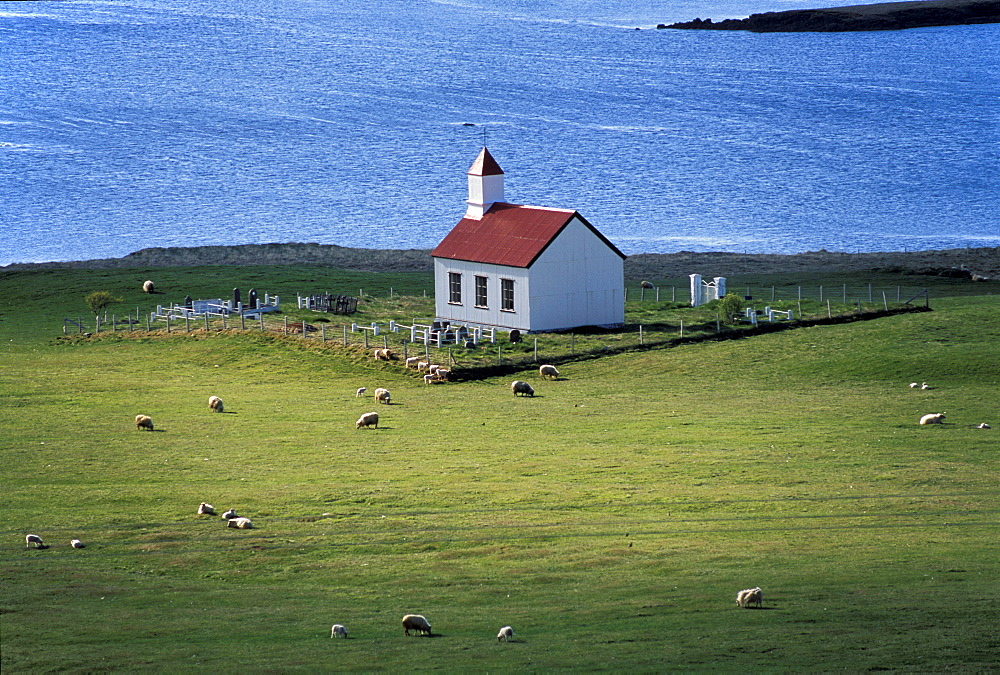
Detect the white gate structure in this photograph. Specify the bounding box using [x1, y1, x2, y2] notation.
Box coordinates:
[689, 275, 726, 307]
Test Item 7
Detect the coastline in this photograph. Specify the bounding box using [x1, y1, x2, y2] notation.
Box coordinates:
[660, 0, 1000, 32]
[3, 243, 997, 280]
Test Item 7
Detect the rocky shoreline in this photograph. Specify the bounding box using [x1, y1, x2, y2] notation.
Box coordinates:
[3, 242, 998, 281]
[660, 0, 1000, 32]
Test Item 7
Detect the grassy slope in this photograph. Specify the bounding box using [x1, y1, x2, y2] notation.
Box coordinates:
[1, 267, 998, 671]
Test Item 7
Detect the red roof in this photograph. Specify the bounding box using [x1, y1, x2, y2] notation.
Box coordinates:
[432, 202, 625, 269]
[467, 147, 504, 176]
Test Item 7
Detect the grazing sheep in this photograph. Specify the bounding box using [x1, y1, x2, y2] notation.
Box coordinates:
[197, 502, 216, 515]
[423, 374, 435, 385]
[331, 624, 348, 639]
[417, 361, 429, 372]
[356, 387, 367, 397]
[539, 364, 559, 379]
[25, 534, 45, 549]
[511, 380, 534, 397]
[736, 587, 762, 608]
[428, 364, 440, 376]
[356, 412, 379, 429]
[142, 280, 155, 293]
[374, 388, 391, 405]
[919, 412, 946, 425]
[373, 348, 394, 361]
[909, 382, 920, 388]
[977, 422, 991, 429]
[208, 395, 224, 413]
[402, 614, 432, 636]
[497, 625, 514, 642]
[135, 414, 154, 431]
[921, 382, 931, 390]
[222, 508, 238, 520]
[640, 280, 654, 289]
[71, 539, 85, 549]
[405, 356, 421, 369]
[434, 368, 450, 382]
[227, 517, 253, 529]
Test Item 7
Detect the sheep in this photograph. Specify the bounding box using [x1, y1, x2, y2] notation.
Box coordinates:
[919, 412, 946, 425]
[331, 624, 348, 639]
[373, 348, 393, 361]
[227, 516, 254, 529]
[25, 534, 45, 549]
[222, 508, 238, 520]
[356, 412, 379, 429]
[434, 368, 450, 382]
[977, 422, 991, 429]
[417, 361, 429, 372]
[198, 502, 216, 515]
[135, 414, 154, 431]
[511, 380, 534, 397]
[921, 382, 931, 390]
[423, 374, 435, 385]
[428, 364, 440, 377]
[374, 388, 391, 405]
[71, 539, 85, 549]
[405, 356, 421, 369]
[356, 387, 367, 397]
[402, 614, 432, 636]
[142, 280, 155, 293]
[909, 382, 920, 388]
[640, 280, 654, 289]
[539, 364, 559, 379]
[497, 625, 514, 642]
[736, 587, 762, 608]
[208, 395, 224, 413]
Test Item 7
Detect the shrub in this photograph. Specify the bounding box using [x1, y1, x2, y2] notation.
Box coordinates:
[85, 291, 121, 316]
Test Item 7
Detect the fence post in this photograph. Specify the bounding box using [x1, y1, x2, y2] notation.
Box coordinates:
[364, 332, 369, 349]
[167, 315, 171, 333]
[797, 286, 801, 301]
[897, 286, 901, 302]
[819, 285, 824, 302]
[868, 284, 873, 302]
[771, 286, 775, 302]
[260, 314, 265, 331]
[185, 315, 191, 332]
[343, 325, 348, 346]
[534, 338, 538, 362]
[827, 299, 832, 319]
[640, 287, 645, 301]
[222, 314, 227, 330]
[112, 314, 116, 332]
[498, 344, 502, 366]
[384, 334, 389, 350]
[571, 333, 575, 356]
[146, 315, 150, 331]
[680, 320, 683, 337]
[78, 317, 83, 334]
[882, 291, 888, 311]
[449, 346, 453, 367]
[322, 324, 326, 342]
[284, 316, 288, 335]
[716, 314, 720, 333]
[639, 325, 643, 345]
[241, 313, 246, 330]
[624, 288, 628, 302]
[656, 287, 660, 302]
[302, 320, 307, 338]
[128, 315, 133, 332]
[403, 341, 408, 359]
[843, 284, 847, 303]
[672, 286, 675, 302]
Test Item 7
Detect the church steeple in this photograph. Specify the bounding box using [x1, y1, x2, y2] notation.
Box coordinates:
[465, 147, 505, 219]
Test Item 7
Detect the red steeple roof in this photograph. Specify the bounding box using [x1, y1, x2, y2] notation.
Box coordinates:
[467, 147, 504, 177]
[432, 202, 625, 269]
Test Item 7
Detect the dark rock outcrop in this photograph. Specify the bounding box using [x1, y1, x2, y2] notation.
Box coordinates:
[660, 0, 999, 32]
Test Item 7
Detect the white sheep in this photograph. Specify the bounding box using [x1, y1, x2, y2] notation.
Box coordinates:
[198, 502, 216, 515]
[497, 625, 514, 642]
[135, 414, 154, 431]
[539, 364, 559, 379]
[919, 412, 946, 425]
[222, 508, 238, 520]
[142, 280, 155, 293]
[374, 388, 391, 405]
[417, 361, 429, 372]
[405, 356, 421, 369]
[909, 382, 920, 388]
[25, 534, 45, 549]
[434, 368, 450, 382]
[736, 587, 762, 608]
[977, 422, 991, 429]
[356, 412, 379, 429]
[511, 380, 534, 397]
[71, 539, 85, 549]
[227, 516, 253, 529]
[208, 395, 224, 413]
[402, 614, 432, 636]
[428, 364, 440, 376]
[373, 348, 393, 361]
[921, 382, 931, 390]
[356, 387, 367, 397]
[331, 624, 348, 638]
[423, 374, 435, 385]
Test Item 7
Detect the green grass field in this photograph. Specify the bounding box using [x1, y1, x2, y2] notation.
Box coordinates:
[1, 265, 998, 671]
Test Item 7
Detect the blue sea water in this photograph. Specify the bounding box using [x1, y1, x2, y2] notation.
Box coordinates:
[1, 0, 998, 266]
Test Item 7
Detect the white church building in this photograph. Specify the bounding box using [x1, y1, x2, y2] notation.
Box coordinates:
[431, 148, 625, 333]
